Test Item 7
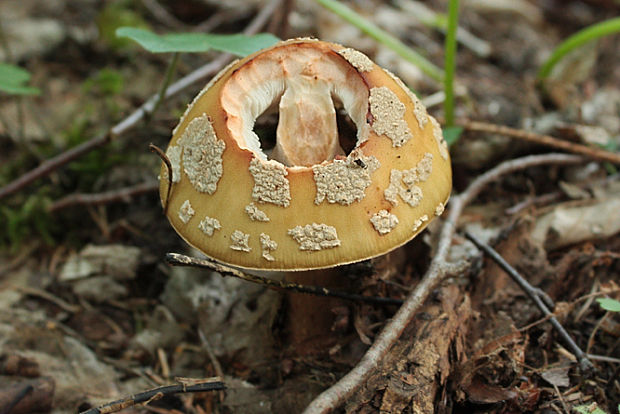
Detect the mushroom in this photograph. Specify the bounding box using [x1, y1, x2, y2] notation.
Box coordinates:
[159, 38, 452, 350]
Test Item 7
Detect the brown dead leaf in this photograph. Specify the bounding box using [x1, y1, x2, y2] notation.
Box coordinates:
[462, 375, 517, 404]
[532, 195, 620, 250]
[509, 379, 542, 411]
[472, 217, 551, 309]
[540, 364, 571, 387]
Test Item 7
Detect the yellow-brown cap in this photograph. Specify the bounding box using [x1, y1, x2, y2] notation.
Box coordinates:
[159, 38, 451, 271]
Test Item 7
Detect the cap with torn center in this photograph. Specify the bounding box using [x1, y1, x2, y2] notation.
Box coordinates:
[159, 38, 452, 271]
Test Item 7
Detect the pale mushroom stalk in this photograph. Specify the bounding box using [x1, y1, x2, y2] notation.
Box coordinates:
[159, 39, 452, 353]
[272, 76, 343, 166]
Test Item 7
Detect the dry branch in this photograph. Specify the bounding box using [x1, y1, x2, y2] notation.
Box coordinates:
[303, 153, 585, 414]
[464, 231, 593, 373]
[458, 119, 620, 165]
[79, 378, 225, 414]
[165, 252, 404, 306]
[48, 181, 158, 212]
[0, 0, 283, 201]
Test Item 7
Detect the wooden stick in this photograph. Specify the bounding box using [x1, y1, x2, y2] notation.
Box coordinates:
[165, 253, 404, 306]
[79, 378, 225, 414]
[458, 119, 620, 165]
[303, 153, 585, 414]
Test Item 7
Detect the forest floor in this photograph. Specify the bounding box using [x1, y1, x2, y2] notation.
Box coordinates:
[0, 0, 619, 413]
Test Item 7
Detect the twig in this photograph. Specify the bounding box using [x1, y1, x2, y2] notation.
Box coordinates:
[15, 285, 81, 313]
[195, 9, 252, 33]
[464, 231, 594, 375]
[552, 383, 570, 414]
[587, 354, 620, 364]
[548, 402, 564, 414]
[457, 119, 620, 165]
[150, 143, 172, 214]
[0, 132, 112, 201]
[303, 153, 584, 414]
[147, 52, 180, 122]
[0, 0, 282, 201]
[48, 181, 158, 212]
[518, 314, 553, 332]
[198, 328, 224, 379]
[165, 253, 404, 306]
[587, 312, 608, 355]
[78, 378, 225, 414]
[464, 232, 555, 309]
[505, 192, 562, 215]
[198, 327, 227, 403]
[315, 0, 444, 82]
[268, 0, 294, 38]
[157, 348, 170, 379]
[575, 280, 600, 323]
[506, 172, 620, 215]
[140, 0, 186, 29]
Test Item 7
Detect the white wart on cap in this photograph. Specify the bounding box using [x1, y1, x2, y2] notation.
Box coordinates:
[160, 39, 452, 271]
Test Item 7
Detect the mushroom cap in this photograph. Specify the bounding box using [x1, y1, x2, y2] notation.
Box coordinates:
[159, 38, 451, 271]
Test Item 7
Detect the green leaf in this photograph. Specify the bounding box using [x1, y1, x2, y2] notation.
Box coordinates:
[0, 63, 40, 95]
[596, 297, 620, 312]
[443, 126, 463, 146]
[538, 17, 620, 80]
[314, 0, 443, 82]
[116, 27, 280, 56]
[574, 403, 608, 414]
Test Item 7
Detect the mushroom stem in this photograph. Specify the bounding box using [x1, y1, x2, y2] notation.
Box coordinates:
[272, 77, 342, 166]
[284, 268, 348, 353]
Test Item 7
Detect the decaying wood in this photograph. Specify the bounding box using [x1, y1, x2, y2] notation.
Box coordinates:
[304, 154, 585, 414]
[346, 285, 471, 413]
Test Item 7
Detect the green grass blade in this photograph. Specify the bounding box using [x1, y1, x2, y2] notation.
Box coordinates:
[538, 17, 620, 80]
[314, 0, 444, 82]
[443, 0, 459, 126]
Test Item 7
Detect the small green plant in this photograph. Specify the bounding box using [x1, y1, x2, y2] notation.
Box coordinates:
[442, 0, 461, 143]
[596, 297, 620, 312]
[0, 63, 40, 95]
[82, 68, 125, 119]
[538, 17, 620, 80]
[574, 402, 611, 414]
[0, 191, 55, 250]
[442, 125, 464, 146]
[97, 1, 149, 50]
[116, 27, 279, 56]
[116, 27, 280, 120]
[0, 63, 41, 150]
[82, 68, 124, 97]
